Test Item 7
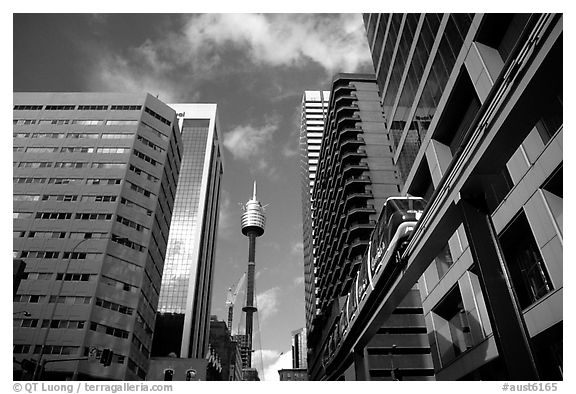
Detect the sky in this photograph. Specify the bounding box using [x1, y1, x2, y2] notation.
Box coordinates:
[12, 12, 374, 380]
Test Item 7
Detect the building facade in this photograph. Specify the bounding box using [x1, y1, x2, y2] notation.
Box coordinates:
[208, 315, 243, 381]
[299, 91, 331, 335]
[306, 74, 433, 380]
[278, 368, 308, 381]
[13, 92, 182, 380]
[362, 13, 563, 380]
[152, 104, 224, 360]
[291, 327, 307, 369]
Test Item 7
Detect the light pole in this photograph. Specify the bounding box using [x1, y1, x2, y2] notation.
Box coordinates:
[13, 311, 31, 317]
[32, 235, 128, 380]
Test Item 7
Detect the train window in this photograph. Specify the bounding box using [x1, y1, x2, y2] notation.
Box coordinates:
[358, 258, 369, 301]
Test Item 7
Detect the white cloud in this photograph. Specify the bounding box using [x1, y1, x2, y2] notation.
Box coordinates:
[255, 286, 281, 323]
[181, 13, 371, 73]
[217, 191, 235, 240]
[293, 276, 305, 286]
[290, 241, 303, 256]
[86, 14, 371, 97]
[223, 122, 277, 161]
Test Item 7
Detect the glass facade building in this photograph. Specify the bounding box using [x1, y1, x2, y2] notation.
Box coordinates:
[152, 104, 224, 360]
[12, 92, 182, 380]
[357, 13, 563, 380]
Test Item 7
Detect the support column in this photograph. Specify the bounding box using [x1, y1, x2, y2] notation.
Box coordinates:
[353, 347, 370, 381]
[459, 199, 539, 379]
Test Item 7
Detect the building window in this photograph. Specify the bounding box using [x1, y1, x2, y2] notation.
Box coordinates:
[499, 211, 553, 309]
[106, 120, 138, 126]
[432, 284, 473, 365]
[163, 369, 174, 381]
[435, 243, 454, 278]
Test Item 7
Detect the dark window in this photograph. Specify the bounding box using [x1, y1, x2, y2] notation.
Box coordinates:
[432, 285, 473, 363]
[499, 211, 553, 309]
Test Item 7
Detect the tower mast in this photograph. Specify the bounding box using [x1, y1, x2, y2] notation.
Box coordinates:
[240, 181, 266, 370]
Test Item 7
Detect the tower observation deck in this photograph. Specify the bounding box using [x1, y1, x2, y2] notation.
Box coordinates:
[240, 182, 266, 370]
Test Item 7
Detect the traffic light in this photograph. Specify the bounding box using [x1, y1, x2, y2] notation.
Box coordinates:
[100, 349, 114, 367]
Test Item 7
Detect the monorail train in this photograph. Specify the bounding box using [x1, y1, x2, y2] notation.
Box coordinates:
[322, 196, 426, 367]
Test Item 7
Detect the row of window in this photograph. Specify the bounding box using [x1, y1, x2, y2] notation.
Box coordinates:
[22, 272, 96, 282]
[14, 132, 134, 139]
[95, 297, 134, 315]
[13, 177, 123, 185]
[102, 275, 139, 293]
[89, 321, 129, 339]
[13, 294, 92, 304]
[14, 104, 142, 111]
[111, 234, 145, 253]
[15, 231, 109, 239]
[15, 161, 127, 169]
[133, 149, 158, 166]
[19, 250, 102, 260]
[116, 215, 149, 233]
[137, 134, 165, 153]
[14, 194, 118, 203]
[14, 119, 138, 126]
[129, 164, 159, 183]
[144, 107, 171, 126]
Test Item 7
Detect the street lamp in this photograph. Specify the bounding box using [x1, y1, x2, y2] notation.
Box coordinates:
[32, 235, 129, 380]
[13, 311, 31, 317]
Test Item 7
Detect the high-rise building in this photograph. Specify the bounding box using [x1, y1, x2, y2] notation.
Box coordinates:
[299, 91, 330, 335]
[291, 327, 307, 369]
[356, 13, 562, 380]
[12, 92, 182, 380]
[152, 104, 224, 360]
[306, 74, 433, 380]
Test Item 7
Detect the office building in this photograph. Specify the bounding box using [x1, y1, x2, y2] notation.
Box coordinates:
[291, 327, 307, 369]
[152, 104, 224, 360]
[307, 74, 433, 380]
[361, 13, 562, 380]
[299, 91, 330, 334]
[12, 92, 182, 380]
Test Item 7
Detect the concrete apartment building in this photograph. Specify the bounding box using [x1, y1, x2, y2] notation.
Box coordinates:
[306, 74, 433, 380]
[151, 104, 224, 361]
[299, 90, 330, 336]
[13, 92, 182, 380]
[362, 13, 563, 380]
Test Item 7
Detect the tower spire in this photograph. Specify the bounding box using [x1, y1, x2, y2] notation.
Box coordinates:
[253, 181, 257, 200]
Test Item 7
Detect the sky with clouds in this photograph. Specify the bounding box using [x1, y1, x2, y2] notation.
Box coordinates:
[12, 12, 374, 380]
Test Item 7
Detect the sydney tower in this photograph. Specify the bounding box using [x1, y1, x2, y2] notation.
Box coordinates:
[240, 182, 266, 369]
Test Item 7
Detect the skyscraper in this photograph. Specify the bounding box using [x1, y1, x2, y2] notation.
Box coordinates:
[360, 13, 562, 380]
[152, 104, 224, 360]
[298, 90, 330, 341]
[291, 327, 307, 369]
[306, 74, 433, 380]
[13, 92, 182, 380]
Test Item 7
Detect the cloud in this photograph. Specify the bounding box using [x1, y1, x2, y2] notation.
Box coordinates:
[223, 122, 277, 161]
[256, 286, 281, 323]
[180, 14, 371, 73]
[85, 14, 371, 98]
[290, 241, 303, 256]
[217, 191, 235, 240]
[293, 276, 305, 286]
